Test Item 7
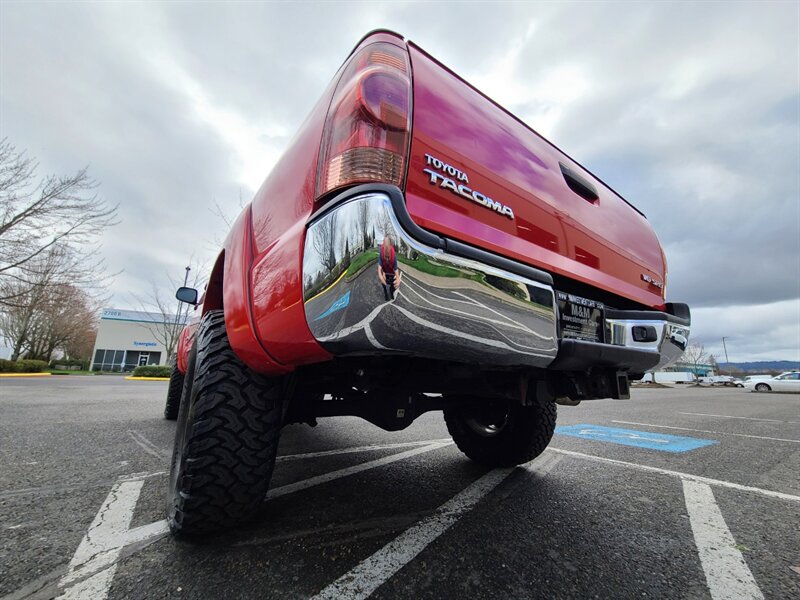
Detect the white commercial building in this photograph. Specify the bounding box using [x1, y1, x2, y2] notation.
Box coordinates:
[91, 309, 172, 372]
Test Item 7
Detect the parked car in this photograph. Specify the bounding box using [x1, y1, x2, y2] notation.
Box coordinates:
[166, 30, 691, 536]
[697, 375, 734, 386]
[744, 372, 800, 393]
[708, 375, 745, 387]
[743, 374, 771, 384]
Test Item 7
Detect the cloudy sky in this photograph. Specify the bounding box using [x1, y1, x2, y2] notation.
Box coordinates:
[1, 1, 798, 363]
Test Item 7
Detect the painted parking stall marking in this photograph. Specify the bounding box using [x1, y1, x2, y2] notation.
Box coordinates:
[54, 440, 452, 599]
[312, 452, 563, 600]
[555, 424, 717, 452]
[314, 290, 351, 321]
[683, 480, 765, 600]
[611, 420, 800, 444]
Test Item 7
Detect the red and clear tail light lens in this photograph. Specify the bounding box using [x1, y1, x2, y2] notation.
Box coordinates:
[316, 42, 411, 200]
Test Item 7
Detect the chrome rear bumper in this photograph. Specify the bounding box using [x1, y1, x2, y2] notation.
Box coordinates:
[302, 189, 689, 372]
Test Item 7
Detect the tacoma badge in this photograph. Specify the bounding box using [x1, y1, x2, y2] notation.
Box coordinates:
[423, 154, 514, 220]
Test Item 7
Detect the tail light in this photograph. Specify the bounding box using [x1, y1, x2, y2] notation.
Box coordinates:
[315, 42, 411, 200]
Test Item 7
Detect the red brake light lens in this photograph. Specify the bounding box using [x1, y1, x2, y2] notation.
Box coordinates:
[316, 42, 411, 200]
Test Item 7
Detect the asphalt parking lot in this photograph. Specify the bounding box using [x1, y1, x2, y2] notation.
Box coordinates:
[1, 378, 798, 599]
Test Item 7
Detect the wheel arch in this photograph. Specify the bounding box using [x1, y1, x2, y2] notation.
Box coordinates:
[202, 250, 225, 314]
[219, 205, 291, 375]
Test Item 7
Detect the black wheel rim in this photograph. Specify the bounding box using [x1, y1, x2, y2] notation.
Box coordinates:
[462, 400, 509, 437]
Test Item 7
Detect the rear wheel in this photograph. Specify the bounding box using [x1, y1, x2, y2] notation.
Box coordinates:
[167, 310, 286, 536]
[163, 364, 184, 420]
[755, 383, 771, 392]
[444, 395, 557, 467]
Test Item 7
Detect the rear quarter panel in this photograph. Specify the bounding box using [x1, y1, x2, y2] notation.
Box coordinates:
[247, 31, 407, 367]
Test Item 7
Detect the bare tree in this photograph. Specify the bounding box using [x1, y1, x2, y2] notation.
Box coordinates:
[0, 139, 118, 304]
[0, 255, 100, 361]
[311, 213, 338, 273]
[208, 188, 250, 251]
[0, 247, 67, 359]
[708, 354, 720, 376]
[356, 199, 370, 251]
[24, 285, 99, 361]
[681, 343, 709, 381]
[62, 318, 97, 362]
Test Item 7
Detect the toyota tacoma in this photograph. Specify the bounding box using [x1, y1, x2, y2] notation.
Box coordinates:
[166, 30, 691, 535]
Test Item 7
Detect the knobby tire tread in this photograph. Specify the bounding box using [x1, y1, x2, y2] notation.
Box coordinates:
[163, 365, 184, 420]
[168, 310, 283, 536]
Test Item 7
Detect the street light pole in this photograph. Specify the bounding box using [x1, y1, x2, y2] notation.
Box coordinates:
[175, 266, 191, 325]
[722, 337, 730, 376]
[171, 265, 191, 363]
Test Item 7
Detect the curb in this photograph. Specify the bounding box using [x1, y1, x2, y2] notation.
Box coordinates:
[0, 372, 52, 378]
[304, 268, 349, 304]
[125, 376, 170, 381]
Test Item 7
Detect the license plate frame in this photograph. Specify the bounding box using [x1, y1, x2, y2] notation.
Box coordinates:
[557, 291, 605, 343]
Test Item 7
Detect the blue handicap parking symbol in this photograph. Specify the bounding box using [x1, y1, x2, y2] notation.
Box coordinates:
[314, 290, 351, 321]
[555, 424, 717, 453]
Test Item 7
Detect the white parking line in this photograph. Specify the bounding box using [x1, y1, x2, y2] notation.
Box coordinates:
[268, 442, 451, 499]
[611, 420, 800, 444]
[683, 480, 764, 600]
[311, 453, 562, 600]
[127, 430, 168, 459]
[679, 412, 800, 425]
[57, 480, 144, 599]
[363, 322, 389, 350]
[547, 448, 800, 503]
[117, 470, 166, 482]
[311, 468, 513, 600]
[56, 441, 452, 599]
[123, 519, 170, 546]
[317, 303, 387, 342]
[276, 439, 453, 462]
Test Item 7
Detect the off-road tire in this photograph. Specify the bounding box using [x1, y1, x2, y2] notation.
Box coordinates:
[163, 365, 185, 420]
[444, 396, 557, 467]
[167, 309, 285, 536]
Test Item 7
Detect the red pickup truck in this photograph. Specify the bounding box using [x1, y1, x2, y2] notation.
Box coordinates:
[166, 30, 690, 536]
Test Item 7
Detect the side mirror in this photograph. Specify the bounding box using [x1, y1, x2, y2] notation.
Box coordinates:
[176, 286, 199, 305]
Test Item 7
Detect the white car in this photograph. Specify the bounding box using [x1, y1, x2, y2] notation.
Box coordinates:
[742, 374, 771, 383]
[744, 371, 800, 393]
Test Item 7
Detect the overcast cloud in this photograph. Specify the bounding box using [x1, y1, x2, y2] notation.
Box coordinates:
[1, 1, 798, 362]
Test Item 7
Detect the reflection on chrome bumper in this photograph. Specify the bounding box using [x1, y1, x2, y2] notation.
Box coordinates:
[302, 190, 690, 372]
[302, 193, 559, 368]
[605, 318, 690, 371]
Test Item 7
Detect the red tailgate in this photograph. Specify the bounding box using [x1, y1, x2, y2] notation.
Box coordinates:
[404, 43, 666, 309]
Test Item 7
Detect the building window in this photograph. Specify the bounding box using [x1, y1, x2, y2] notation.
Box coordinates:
[94, 349, 163, 372]
[93, 349, 129, 372]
